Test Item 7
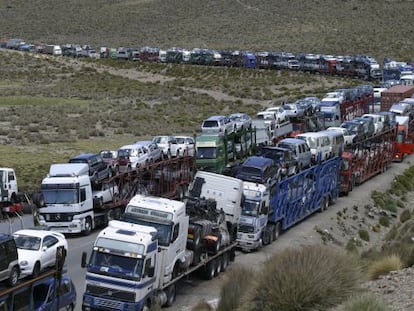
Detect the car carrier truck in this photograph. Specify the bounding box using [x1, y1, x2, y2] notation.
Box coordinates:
[237, 156, 341, 251]
[340, 126, 396, 195]
[81, 171, 243, 310]
[36, 157, 196, 235]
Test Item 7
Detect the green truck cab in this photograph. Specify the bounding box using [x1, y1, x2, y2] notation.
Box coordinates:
[196, 128, 256, 174]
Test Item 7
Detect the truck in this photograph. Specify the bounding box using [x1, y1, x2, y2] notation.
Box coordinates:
[250, 118, 293, 146]
[380, 85, 414, 112]
[393, 115, 414, 162]
[81, 171, 242, 310]
[195, 128, 257, 174]
[36, 157, 196, 235]
[0, 168, 23, 216]
[319, 87, 371, 127]
[237, 156, 340, 251]
[43, 45, 62, 56]
[340, 126, 396, 195]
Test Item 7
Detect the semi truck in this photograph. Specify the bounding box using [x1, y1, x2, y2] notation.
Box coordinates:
[319, 86, 372, 127]
[393, 115, 414, 162]
[237, 156, 341, 251]
[81, 171, 243, 310]
[0, 168, 24, 216]
[36, 156, 196, 235]
[251, 118, 293, 146]
[340, 126, 396, 195]
[195, 127, 257, 174]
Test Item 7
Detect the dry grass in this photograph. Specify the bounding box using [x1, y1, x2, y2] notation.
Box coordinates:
[333, 292, 391, 311]
[239, 245, 361, 311]
[367, 254, 403, 280]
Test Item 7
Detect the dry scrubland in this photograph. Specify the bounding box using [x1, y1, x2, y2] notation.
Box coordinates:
[0, 0, 413, 61]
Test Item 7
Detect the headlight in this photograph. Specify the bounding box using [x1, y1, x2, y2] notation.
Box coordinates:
[20, 261, 28, 266]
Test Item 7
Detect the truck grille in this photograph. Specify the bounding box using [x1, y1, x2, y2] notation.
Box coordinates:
[43, 213, 74, 222]
[95, 297, 124, 310]
[86, 284, 136, 302]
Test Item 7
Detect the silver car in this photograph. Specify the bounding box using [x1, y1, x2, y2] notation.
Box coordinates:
[229, 113, 252, 131]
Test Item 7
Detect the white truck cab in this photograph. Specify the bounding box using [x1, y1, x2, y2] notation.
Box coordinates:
[0, 168, 18, 204]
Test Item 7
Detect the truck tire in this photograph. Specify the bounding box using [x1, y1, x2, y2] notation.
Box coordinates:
[187, 225, 201, 251]
[83, 217, 92, 236]
[165, 284, 176, 307]
[203, 260, 216, 280]
[221, 252, 229, 272]
[215, 257, 222, 276]
[262, 228, 271, 246]
[273, 222, 281, 241]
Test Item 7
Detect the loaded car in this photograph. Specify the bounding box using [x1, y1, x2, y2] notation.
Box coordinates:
[201, 115, 235, 135]
[152, 135, 179, 158]
[236, 156, 282, 186]
[13, 229, 68, 278]
[229, 113, 252, 131]
[68, 153, 110, 185]
[174, 136, 196, 157]
[257, 146, 299, 177]
[100, 150, 118, 174]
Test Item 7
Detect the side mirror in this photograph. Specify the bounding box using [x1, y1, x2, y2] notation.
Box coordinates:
[81, 252, 87, 268]
[148, 266, 155, 278]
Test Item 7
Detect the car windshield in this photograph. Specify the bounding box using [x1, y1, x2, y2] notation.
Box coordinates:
[203, 121, 219, 128]
[175, 137, 185, 144]
[14, 235, 41, 250]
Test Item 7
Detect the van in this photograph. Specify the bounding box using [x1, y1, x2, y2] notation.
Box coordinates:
[0, 233, 20, 287]
[361, 114, 385, 134]
[69, 153, 110, 185]
[319, 130, 344, 157]
[296, 132, 332, 163]
[277, 138, 312, 170]
[389, 103, 411, 116]
[117, 141, 160, 171]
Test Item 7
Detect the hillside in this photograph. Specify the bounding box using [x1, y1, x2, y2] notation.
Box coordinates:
[0, 0, 413, 61]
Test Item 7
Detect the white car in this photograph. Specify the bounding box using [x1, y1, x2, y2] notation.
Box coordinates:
[152, 136, 180, 158]
[13, 229, 68, 278]
[93, 182, 120, 208]
[174, 136, 195, 156]
[326, 127, 356, 145]
[229, 113, 252, 131]
[265, 105, 288, 124]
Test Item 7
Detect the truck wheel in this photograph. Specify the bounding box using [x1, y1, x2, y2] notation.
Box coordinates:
[262, 229, 271, 246]
[221, 252, 229, 272]
[211, 234, 222, 254]
[114, 208, 122, 220]
[142, 301, 150, 311]
[8, 266, 19, 287]
[83, 217, 92, 236]
[203, 260, 216, 280]
[273, 222, 281, 241]
[215, 257, 222, 276]
[319, 197, 328, 212]
[165, 284, 176, 307]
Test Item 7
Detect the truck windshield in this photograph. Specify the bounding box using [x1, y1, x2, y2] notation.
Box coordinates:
[239, 224, 255, 233]
[89, 251, 144, 281]
[121, 215, 172, 247]
[196, 147, 217, 159]
[42, 189, 79, 204]
[242, 199, 260, 216]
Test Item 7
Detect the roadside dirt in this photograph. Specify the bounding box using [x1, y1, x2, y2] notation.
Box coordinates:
[172, 155, 414, 310]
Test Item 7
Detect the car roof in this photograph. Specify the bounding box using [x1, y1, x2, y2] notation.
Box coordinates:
[242, 156, 274, 167]
[0, 233, 13, 242]
[297, 132, 328, 138]
[69, 153, 97, 160]
[135, 140, 152, 146]
[278, 138, 307, 144]
[13, 229, 63, 239]
[204, 115, 226, 120]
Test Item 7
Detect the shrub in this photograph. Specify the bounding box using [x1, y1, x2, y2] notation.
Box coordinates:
[400, 209, 411, 223]
[192, 300, 214, 311]
[358, 229, 370, 242]
[382, 241, 414, 267]
[240, 245, 360, 311]
[217, 266, 254, 311]
[379, 216, 390, 227]
[367, 254, 403, 280]
[334, 292, 391, 311]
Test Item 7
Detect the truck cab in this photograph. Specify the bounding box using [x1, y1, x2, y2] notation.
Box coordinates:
[0, 168, 18, 205]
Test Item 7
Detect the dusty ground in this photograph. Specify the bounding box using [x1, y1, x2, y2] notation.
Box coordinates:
[171, 155, 414, 310]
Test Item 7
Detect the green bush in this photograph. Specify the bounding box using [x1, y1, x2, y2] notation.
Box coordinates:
[358, 229, 370, 242]
[217, 266, 254, 311]
[240, 245, 360, 311]
[379, 216, 390, 227]
[367, 254, 403, 280]
[400, 209, 411, 223]
[334, 292, 391, 311]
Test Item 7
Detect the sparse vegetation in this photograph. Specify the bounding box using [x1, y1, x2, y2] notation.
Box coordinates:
[239, 245, 361, 311]
[358, 229, 370, 242]
[333, 292, 391, 311]
[367, 254, 403, 280]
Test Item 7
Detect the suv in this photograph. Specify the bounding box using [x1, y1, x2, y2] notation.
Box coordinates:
[201, 115, 235, 135]
[152, 135, 179, 158]
[0, 233, 20, 287]
[257, 146, 299, 177]
[68, 153, 110, 185]
[236, 156, 281, 186]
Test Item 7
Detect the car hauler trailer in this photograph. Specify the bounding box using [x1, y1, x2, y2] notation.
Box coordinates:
[237, 156, 341, 251]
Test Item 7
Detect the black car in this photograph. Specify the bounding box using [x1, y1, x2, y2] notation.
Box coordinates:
[236, 156, 282, 186]
[0, 233, 20, 287]
[69, 153, 110, 185]
[257, 146, 299, 177]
